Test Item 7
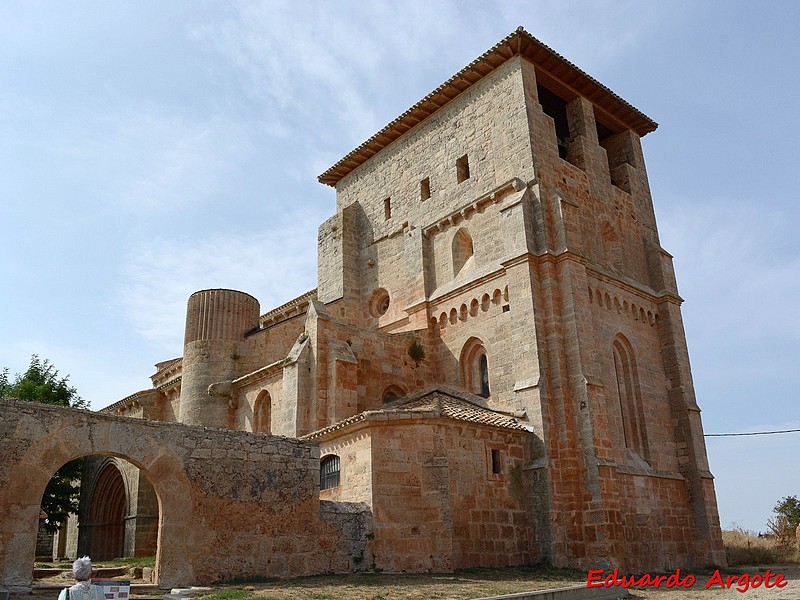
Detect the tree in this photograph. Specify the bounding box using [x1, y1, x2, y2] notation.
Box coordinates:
[766, 495, 800, 551]
[1, 355, 87, 532]
[775, 496, 800, 530]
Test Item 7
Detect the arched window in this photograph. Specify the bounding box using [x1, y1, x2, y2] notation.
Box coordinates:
[612, 334, 649, 461]
[460, 337, 490, 398]
[452, 227, 474, 277]
[320, 455, 340, 490]
[382, 385, 406, 403]
[253, 390, 271, 434]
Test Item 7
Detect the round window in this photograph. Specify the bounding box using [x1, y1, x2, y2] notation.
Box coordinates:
[369, 288, 390, 317]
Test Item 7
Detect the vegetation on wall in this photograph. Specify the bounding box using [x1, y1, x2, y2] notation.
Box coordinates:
[407, 339, 426, 367]
[0, 355, 86, 532]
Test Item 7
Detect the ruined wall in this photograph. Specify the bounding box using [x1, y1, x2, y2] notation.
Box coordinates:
[0, 400, 368, 592]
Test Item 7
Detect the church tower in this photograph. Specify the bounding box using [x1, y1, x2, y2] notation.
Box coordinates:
[315, 27, 725, 570]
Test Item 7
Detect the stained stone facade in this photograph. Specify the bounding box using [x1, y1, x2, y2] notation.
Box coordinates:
[87, 27, 724, 572]
[0, 400, 369, 592]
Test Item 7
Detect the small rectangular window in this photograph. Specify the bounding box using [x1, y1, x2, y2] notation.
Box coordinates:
[456, 155, 470, 183]
[420, 177, 431, 201]
[491, 449, 502, 474]
[383, 197, 391, 220]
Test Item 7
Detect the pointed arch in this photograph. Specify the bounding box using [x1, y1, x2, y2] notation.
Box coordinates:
[88, 462, 127, 560]
[452, 227, 474, 277]
[460, 337, 491, 398]
[612, 334, 649, 461]
[254, 390, 271, 434]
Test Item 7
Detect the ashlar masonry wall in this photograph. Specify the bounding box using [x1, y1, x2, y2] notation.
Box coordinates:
[320, 57, 537, 331]
[0, 399, 369, 592]
[318, 415, 531, 573]
[516, 57, 726, 569]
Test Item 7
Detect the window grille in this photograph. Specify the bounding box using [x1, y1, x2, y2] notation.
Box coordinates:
[320, 455, 340, 490]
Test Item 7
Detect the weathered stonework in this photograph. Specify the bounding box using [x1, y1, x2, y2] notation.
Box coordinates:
[7, 27, 726, 582]
[0, 400, 368, 592]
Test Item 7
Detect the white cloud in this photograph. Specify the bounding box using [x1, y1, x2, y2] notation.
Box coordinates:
[660, 199, 800, 345]
[112, 207, 322, 353]
[114, 113, 245, 212]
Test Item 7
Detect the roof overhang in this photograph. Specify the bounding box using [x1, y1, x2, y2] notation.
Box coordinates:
[318, 27, 658, 187]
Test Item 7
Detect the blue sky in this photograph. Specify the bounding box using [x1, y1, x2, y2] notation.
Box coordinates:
[1, 1, 798, 535]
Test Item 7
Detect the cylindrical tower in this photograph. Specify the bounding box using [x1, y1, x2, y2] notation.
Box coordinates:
[178, 289, 260, 428]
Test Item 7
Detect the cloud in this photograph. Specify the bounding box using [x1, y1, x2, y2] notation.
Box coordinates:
[112, 207, 322, 353]
[660, 199, 800, 346]
[113, 112, 249, 213]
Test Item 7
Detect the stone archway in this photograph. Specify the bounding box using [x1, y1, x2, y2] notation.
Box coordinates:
[0, 399, 364, 593]
[0, 403, 194, 592]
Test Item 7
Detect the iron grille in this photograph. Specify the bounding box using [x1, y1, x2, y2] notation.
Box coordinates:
[320, 455, 340, 490]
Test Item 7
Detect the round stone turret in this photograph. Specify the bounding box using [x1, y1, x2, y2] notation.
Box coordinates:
[178, 289, 260, 428]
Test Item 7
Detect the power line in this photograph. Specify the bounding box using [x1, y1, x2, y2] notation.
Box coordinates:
[705, 429, 800, 438]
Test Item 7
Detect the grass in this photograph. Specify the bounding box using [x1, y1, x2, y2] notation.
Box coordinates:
[722, 528, 800, 566]
[197, 566, 585, 600]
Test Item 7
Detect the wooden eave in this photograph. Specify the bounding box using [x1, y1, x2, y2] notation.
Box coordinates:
[318, 27, 657, 187]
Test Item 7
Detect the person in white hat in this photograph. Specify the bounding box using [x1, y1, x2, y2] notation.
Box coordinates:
[57, 556, 105, 600]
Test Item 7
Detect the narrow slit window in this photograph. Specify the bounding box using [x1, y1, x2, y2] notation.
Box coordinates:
[420, 177, 431, 201]
[491, 449, 501, 474]
[383, 197, 391, 220]
[479, 353, 490, 398]
[457, 155, 470, 183]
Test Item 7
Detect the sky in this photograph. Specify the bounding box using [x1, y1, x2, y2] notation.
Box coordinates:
[1, 1, 798, 535]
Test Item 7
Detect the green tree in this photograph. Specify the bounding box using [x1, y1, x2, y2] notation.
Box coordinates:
[1, 355, 87, 532]
[766, 495, 800, 550]
[775, 496, 800, 530]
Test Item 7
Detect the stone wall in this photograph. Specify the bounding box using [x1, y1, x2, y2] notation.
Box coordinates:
[318, 415, 531, 573]
[325, 57, 536, 332]
[0, 399, 369, 592]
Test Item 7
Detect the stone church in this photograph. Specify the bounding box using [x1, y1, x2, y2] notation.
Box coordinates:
[71, 28, 726, 572]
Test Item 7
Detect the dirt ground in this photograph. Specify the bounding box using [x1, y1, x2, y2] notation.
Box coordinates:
[19, 565, 800, 600]
[629, 565, 800, 600]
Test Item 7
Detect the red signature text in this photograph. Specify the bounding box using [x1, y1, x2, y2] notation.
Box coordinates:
[587, 568, 788, 593]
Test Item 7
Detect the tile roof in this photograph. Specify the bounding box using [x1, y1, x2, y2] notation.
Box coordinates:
[302, 387, 530, 441]
[318, 26, 657, 187]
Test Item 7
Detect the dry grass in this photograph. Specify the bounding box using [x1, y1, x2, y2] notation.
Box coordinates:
[723, 529, 800, 566]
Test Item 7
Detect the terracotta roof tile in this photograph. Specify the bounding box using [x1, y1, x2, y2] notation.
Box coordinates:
[302, 387, 530, 440]
[318, 27, 657, 186]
